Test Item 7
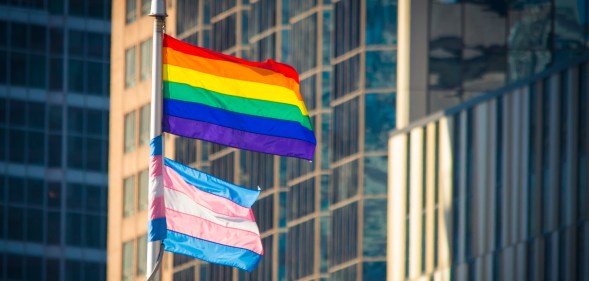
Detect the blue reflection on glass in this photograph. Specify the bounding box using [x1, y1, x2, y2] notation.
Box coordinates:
[365, 51, 396, 89]
[365, 93, 396, 151]
[363, 199, 387, 257]
[366, 0, 397, 45]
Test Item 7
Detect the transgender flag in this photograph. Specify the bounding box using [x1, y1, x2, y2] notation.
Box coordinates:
[148, 137, 263, 271]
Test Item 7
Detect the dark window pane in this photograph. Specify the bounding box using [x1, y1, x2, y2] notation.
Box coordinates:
[26, 179, 43, 206]
[364, 156, 388, 195]
[0, 98, 4, 125]
[88, 0, 105, 19]
[0, 52, 6, 84]
[28, 102, 45, 129]
[86, 138, 103, 171]
[11, 23, 27, 49]
[333, 0, 361, 57]
[212, 15, 236, 52]
[365, 51, 396, 89]
[126, 0, 137, 23]
[68, 30, 84, 57]
[46, 259, 61, 281]
[65, 260, 82, 281]
[67, 183, 83, 210]
[49, 106, 62, 131]
[68, 59, 84, 92]
[26, 208, 43, 242]
[29, 25, 46, 53]
[363, 262, 386, 280]
[9, 100, 26, 126]
[7, 207, 24, 240]
[50, 29, 64, 55]
[10, 52, 27, 86]
[69, 0, 85, 16]
[8, 177, 25, 203]
[47, 182, 62, 208]
[49, 0, 64, 14]
[66, 213, 82, 246]
[554, 0, 585, 49]
[68, 107, 84, 133]
[85, 214, 100, 248]
[366, 0, 396, 45]
[464, 2, 506, 49]
[28, 54, 47, 88]
[6, 254, 23, 279]
[49, 58, 63, 90]
[48, 134, 62, 167]
[462, 49, 506, 92]
[28, 131, 45, 165]
[47, 210, 61, 244]
[85, 185, 102, 211]
[0, 20, 6, 47]
[25, 257, 43, 280]
[84, 261, 102, 281]
[86, 61, 103, 94]
[86, 32, 103, 58]
[9, 128, 26, 163]
[67, 136, 84, 169]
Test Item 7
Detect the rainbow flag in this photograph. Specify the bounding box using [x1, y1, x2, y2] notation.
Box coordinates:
[162, 34, 316, 160]
[148, 138, 263, 271]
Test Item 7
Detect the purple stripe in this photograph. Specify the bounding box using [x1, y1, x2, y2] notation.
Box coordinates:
[163, 115, 315, 160]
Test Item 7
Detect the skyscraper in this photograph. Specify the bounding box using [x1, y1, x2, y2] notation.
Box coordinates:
[0, 0, 111, 280]
[109, 0, 396, 280]
[389, 0, 589, 280]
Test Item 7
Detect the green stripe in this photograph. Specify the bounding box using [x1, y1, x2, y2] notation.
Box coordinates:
[163, 81, 313, 130]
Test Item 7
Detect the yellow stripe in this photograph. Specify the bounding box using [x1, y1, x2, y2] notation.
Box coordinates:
[164, 64, 309, 116]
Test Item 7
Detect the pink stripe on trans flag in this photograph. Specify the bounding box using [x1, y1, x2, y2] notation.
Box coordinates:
[163, 165, 255, 220]
[165, 208, 264, 254]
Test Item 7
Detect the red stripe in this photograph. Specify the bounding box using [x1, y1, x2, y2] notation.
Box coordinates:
[163, 34, 300, 83]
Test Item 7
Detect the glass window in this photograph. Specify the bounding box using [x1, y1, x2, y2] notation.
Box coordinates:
[69, 0, 85, 16]
[291, 14, 317, 73]
[84, 261, 103, 281]
[363, 262, 386, 280]
[9, 100, 26, 126]
[333, 55, 360, 99]
[287, 178, 315, 220]
[68, 108, 85, 133]
[286, 220, 315, 279]
[7, 207, 24, 241]
[125, 47, 136, 88]
[86, 137, 103, 171]
[11, 23, 27, 49]
[363, 199, 387, 257]
[50, 29, 64, 55]
[141, 0, 150, 16]
[88, 0, 105, 19]
[10, 52, 27, 86]
[332, 98, 359, 161]
[463, 2, 506, 49]
[26, 208, 43, 242]
[122, 240, 134, 281]
[27, 131, 45, 165]
[46, 259, 61, 280]
[366, 0, 396, 45]
[331, 203, 358, 265]
[138, 170, 148, 211]
[85, 214, 101, 248]
[0, 21, 6, 48]
[366, 51, 396, 89]
[333, 0, 361, 57]
[124, 111, 136, 152]
[365, 93, 396, 151]
[28, 102, 45, 129]
[137, 235, 147, 276]
[8, 129, 26, 163]
[123, 176, 135, 217]
[67, 136, 84, 169]
[6, 254, 24, 279]
[212, 15, 236, 52]
[68, 30, 84, 57]
[364, 156, 388, 195]
[48, 134, 62, 167]
[29, 25, 46, 53]
[140, 39, 151, 81]
[331, 160, 358, 203]
[139, 104, 150, 145]
[554, 0, 585, 49]
[86, 61, 103, 95]
[68, 58, 84, 92]
[0, 52, 6, 84]
[47, 210, 61, 244]
[47, 182, 62, 208]
[176, 0, 199, 35]
[66, 212, 82, 246]
[126, 0, 137, 24]
[49, 58, 63, 90]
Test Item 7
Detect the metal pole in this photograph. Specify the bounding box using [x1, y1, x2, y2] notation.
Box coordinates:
[147, 0, 166, 280]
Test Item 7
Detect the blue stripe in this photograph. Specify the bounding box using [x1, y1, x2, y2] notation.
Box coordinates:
[164, 157, 260, 207]
[148, 218, 167, 241]
[163, 99, 316, 144]
[163, 230, 262, 272]
[150, 135, 162, 156]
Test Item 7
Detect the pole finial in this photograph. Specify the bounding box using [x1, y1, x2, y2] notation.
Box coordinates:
[149, 0, 167, 17]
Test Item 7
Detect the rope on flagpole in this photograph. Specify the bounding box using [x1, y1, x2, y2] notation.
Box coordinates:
[145, 242, 164, 281]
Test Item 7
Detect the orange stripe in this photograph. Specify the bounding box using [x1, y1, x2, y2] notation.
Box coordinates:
[164, 47, 303, 101]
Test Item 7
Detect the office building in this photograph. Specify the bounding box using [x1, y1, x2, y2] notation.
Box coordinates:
[0, 0, 111, 280]
[109, 0, 396, 280]
[389, 0, 589, 280]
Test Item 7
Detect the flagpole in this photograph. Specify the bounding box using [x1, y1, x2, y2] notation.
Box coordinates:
[147, 0, 166, 280]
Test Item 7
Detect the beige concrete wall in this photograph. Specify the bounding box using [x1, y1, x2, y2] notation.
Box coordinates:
[108, 1, 176, 280]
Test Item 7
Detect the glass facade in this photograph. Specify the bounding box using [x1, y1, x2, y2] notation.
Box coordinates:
[0, 0, 110, 280]
[389, 57, 589, 281]
[428, 0, 589, 112]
